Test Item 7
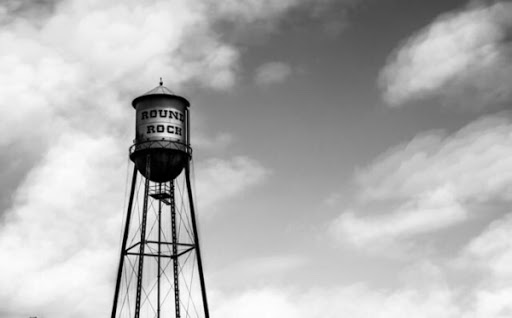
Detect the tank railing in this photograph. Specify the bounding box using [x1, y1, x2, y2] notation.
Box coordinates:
[129, 139, 192, 157]
[149, 183, 171, 196]
[149, 183, 172, 204]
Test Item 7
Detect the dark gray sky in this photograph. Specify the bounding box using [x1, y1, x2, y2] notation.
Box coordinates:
[2, 0, 512, 317]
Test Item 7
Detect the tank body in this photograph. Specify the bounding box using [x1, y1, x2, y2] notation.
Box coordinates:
[130, 86, 191, 182]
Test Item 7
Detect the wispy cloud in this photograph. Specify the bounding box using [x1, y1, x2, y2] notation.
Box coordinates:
[193, 132, 235, 151]
[211, 0, 303, 24]
[0, 0, 281, 316]
[330, 113, 512, 251]
[214, 215, 512, 317]
[379, 2, 512, 108]
[0, 132, 124, 316]
[210, 254, 307, 290]
[195, 156, 271, 213]
[254, 61, 293, 86]
[331, 186, 466, 251]
[210, 0, 356, 28]
[460, 213, 512, 279]
[208, 206, 512, 317]
[210, 246, 512, 317]
[212, 284, 460, 318]
[0, 0, 241, 157]
[355, 113, 512, 203]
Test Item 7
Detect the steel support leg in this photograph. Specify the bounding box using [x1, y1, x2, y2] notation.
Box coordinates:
[134, 158, 151, 318]
[171, 180, 181, 318]
[111, 165, 138, 318]
[185, 163, 210, 318]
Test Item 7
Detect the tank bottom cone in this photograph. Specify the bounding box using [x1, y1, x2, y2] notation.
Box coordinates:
[130, 147, 189, 182]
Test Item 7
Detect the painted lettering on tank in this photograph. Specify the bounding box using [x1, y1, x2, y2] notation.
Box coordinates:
[144, 124, 183, 136]
[137, 107, 186, 142]
[139, 108, 185, 122]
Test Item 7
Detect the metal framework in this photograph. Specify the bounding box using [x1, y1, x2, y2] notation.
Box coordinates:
[111, 159, 210, 318]
[129, 140, 193, 157]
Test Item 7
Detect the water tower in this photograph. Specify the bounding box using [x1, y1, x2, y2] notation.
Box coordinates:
[111, 81, 210, 318]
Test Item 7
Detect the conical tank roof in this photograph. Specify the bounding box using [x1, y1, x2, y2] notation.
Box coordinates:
[131, 80, 190, 108]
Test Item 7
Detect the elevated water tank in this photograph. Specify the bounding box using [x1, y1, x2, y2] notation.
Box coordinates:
[130, 82, 191, 182]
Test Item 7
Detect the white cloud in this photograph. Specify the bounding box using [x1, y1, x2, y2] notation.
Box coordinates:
[0, 0, 284, 316]
[471, 287, 512, 318]
[194, 156, 270, 212]
[254, 61, 293, 86]
[0, 0, 242, 155]
[210, 275, 512, 318]
[0, 132, 125, 317]
[379, 2, 512, 108]
[210, 255, 307, 289]
[330, 113, 512, 250]
[0, 141, 268, 316]
[211, 0, 303, 24]
[452, 213, 512, 317]
[193, 132, 235, 151]
[461, 213, 512, 279]
[355, 113, 512, 203]
[211, 238, 512, 318]
[209, 216, 512, 318]
[212, 284, 460, 318]
[210, 0, 354, 25]
[331, 186, 466, 250]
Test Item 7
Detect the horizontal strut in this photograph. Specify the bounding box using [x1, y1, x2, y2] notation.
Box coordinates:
[126, 247, 195, 259]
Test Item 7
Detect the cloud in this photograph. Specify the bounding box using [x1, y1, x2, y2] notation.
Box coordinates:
[210, 255, 307, 290]
[193, 132, 235, 151]
[0, 0, 60, 23]
[211, 0, 304, 24]
[0, 141, 268, 316]
[210, 263, 512, 318]
[461, 213, 512, 279]
[212, 284, 460, 318]
[0, 132, 125, 317]
[0, 0, 243, 156]
[453, 213, 512, 317]
[254, 61, 293, 86]
[355, 113, 512, 203]
[211, 226, 512, 318]
[379, 2, 512, 108]
[210, 0, 354, 26]
[210, 206, 512, 317]
[330, 113, 512, 251]
[331, 186, 466, 250]
[0, 0, 280, 316]
[194, 156, 270, 212]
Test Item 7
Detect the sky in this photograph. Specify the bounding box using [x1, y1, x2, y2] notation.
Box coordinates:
[3, 0, 512, 317]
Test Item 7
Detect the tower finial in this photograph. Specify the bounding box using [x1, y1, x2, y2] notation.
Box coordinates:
[159, 77, 163, 86]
